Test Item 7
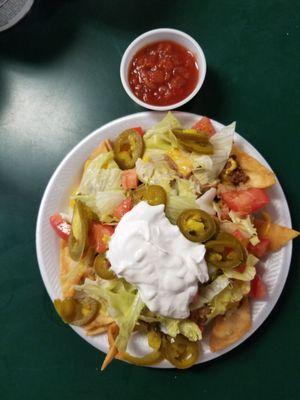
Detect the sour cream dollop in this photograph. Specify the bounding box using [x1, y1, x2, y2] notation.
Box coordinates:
[107, 201, 208, 319]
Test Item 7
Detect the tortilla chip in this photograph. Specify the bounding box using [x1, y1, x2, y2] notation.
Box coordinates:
[231, 144, 276, 188]
[88, 139, 113, 161]
[60, 240, 87, 298]
[255, 219, 300, 251]
[209, 297, 251, 352]
[84, 311, 114, 336]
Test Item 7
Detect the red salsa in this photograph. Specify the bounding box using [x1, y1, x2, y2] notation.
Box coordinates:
[128, 41, 199, 107]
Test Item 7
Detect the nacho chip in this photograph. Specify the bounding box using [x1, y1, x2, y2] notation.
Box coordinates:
[88, 139, 113, 161]
[255, 219, 300, 251]
[231, 144, 276, 188]
[60, 240, 87, 298]
[84, 309, 114, 336]
[209, 297, 251, 352]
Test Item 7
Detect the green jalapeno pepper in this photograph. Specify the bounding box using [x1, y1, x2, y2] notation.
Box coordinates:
[177, 209, 217, 243]
[163, 334, 199, 369]
[94, 254, 116, 280]
[54, 297, 99, 326]
[114, 129, 144, 169]
[205, 232, 247, 269]
[68, 200, 88, 261]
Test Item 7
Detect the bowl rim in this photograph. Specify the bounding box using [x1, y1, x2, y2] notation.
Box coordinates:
[120, 28, 207, 111]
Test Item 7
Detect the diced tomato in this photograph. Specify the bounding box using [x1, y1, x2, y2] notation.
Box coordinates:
[235, 263, 247, 273]
[232, 230, 244, 242]
[232, 229, 249, 247]
[192, 117, 215, 137]
[113, 197, 133, 219]
[132, 127, 144, 136]
[250, 274, 267, 299]
[88, 222, 115, 254]
[121, 169, 138, 190]
[49, 213, 71, 241]
[221, 188, 269, 215]
[248, 238, 270, 258]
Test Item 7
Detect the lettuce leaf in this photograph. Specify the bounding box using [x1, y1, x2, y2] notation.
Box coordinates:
[209, 122, 235, 178]
[76, 278, 144, 352]
[176, 178, 197, 198]
[229, 211, 260, 245]
[195, 188, 217, 215]
[143, 112, 181, 153]
[139, 313, 202, 341]
[192, 123, 235, 185]
[165, 195, 199, 224]
[73, 191, 125, 222]
[136, 158, 176, 193]
[190, 275, 230, 310]
[79, 152, 121, 195]
[207, 280, 251, 322]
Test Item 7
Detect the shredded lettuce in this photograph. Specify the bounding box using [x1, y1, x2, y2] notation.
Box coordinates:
[139, 313, 201, 341]
[73, 191, 125, 222]
[190, 154, 213, 171]
[76, 278, 144, 352]
[79, 152, 121, 195]
[229, 210, 260, 245]
[143, 112, 180, 153]
[195, 188, 217, 215]
[209, 122, 235, 178]
[136, 159, 176, 193]
[165, 195, 199, 224]
[207, 280, 251, 322]
[190, 275, 230, 310]
[176, 178, 197, 198]
[223, 254, 258, 281]
[192, 123, 235, 185]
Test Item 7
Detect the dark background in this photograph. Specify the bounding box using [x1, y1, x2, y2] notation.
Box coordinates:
[0, 1, 299, 399]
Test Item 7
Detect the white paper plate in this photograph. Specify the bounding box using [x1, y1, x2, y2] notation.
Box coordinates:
[36, 112, 292, 368]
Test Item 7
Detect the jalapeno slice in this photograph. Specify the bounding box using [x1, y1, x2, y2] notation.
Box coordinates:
[177, 209, 217, 243]
[163, 335, 199, 369]
[68, 200, 88, 261]
[114, 129, 144, 169]
[108, 323, 163, 366]
[132, 184, 147, 205]
[54, 297, 99, 326]
[132, 184, 167, 206]
[179, 139, 214, 154]
[205, 232, 247, 269]
[172, 128, 209, 143]
[94, 254, 116, 280]
[146, 185, 167, 206]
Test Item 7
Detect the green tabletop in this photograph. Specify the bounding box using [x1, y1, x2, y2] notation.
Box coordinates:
[1, 1, 299, 399]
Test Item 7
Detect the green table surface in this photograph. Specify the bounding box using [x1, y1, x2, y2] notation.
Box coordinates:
[1, 1, 299, 399]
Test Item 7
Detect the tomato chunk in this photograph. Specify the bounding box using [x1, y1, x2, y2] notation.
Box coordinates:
[222, 188, 269, 215]
[192, 117, 215, 137]
[113, 197, 133, 220]
[250, 275, 267, 299]
[248, 238, 270, 258]
[49, 213, 71, 241]
[235, 263, 247, 273]
[89, 222, 115, 254]
[121, 169, 138, 190]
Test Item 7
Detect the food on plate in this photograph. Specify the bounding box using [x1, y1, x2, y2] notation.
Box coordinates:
[49, 113, 299, 370]
[128, 41, 199, 107]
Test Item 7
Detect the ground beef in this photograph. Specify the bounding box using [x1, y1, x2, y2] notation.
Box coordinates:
[190, 305, 211, 326]
[221, 155, 249, 186]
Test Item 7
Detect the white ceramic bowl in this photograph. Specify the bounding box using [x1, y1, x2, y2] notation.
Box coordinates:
[120, 28, 207, 111]
[36, 111, 292, 368]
